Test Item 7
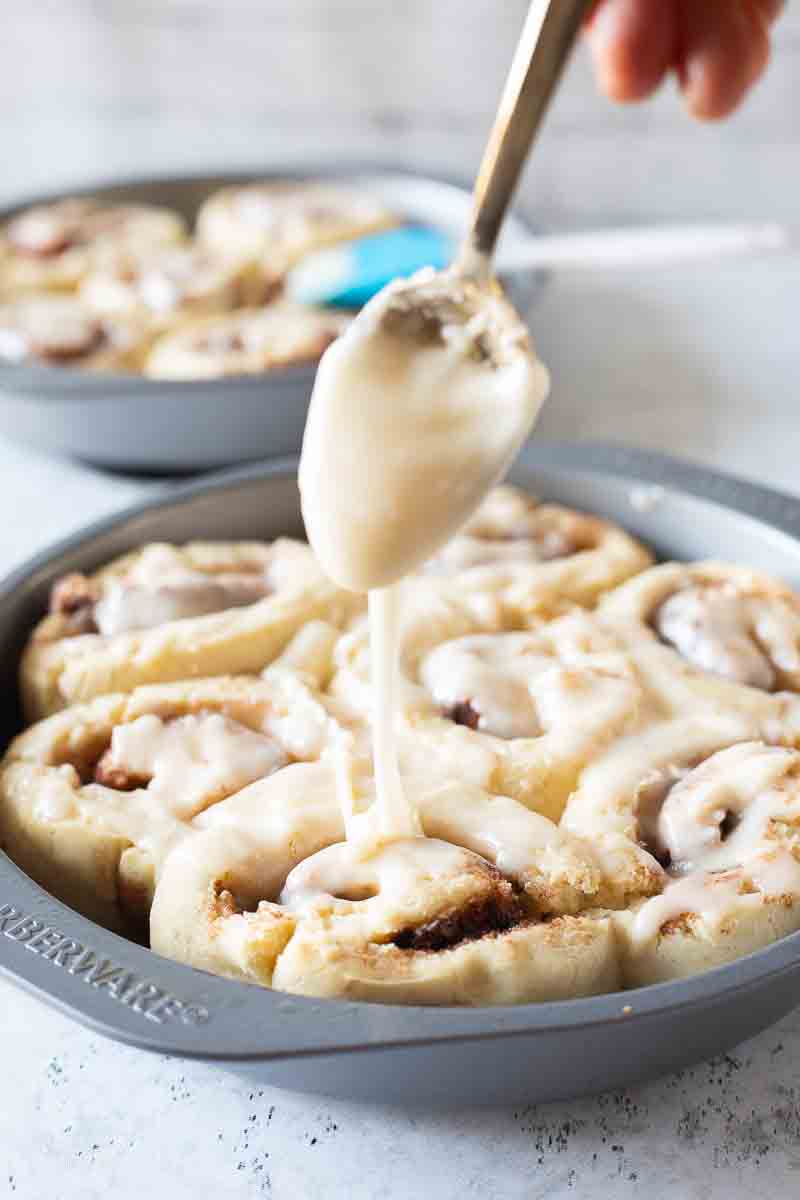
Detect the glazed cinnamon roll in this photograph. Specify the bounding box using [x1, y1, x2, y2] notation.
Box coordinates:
[609, 742, 800, 985]
[599, 562, 800, 693]
[0, 198, 186, 294]
[144, 302, 349, 379]
[79, 242, 278, 332]
[0, 295, 150, 371]
[150, 766, 643, 1004]
[561, 714, 764, 860]
[0, 675, 349, 933]
[329, 605, 657, 822]
[196, 180, 394, 267]
[21, 538, 361, 720]
[423, 486, 653, 620]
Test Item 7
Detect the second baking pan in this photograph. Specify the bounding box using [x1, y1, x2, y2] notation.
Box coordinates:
[0, 166, 543, 474]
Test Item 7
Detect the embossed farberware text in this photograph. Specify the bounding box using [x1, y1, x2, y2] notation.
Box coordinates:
[0, 903, 209, 1025]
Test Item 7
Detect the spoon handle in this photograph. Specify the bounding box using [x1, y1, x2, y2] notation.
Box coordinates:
[461, 0, 593, 276]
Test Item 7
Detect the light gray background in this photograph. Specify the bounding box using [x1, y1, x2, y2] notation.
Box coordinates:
[2, 4, 800, 1197]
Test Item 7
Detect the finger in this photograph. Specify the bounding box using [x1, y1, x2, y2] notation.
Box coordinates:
[678, 0, 771, 121]
[753, 0, 784, 25]
[586, 0, 678, 103]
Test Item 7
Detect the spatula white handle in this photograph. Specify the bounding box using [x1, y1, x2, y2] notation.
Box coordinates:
[495, 223, 790, 273]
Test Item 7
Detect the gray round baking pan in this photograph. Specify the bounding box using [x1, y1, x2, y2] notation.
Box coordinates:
[0, 166, 543, 474]
[2, 440, 800, 1107]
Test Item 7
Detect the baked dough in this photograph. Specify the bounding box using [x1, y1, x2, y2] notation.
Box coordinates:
[599, 561, 800, 692]
[144, 302, 349, 379]
[0, 295, 150, 371]
[561, 714, 767, 860]
[329, 604, 663, 822]
[562, 718, 800, 978]
[0, 198, 186, 294]
[21, 538, 362, 720]
[151, 763, 649, 1004]
[196, 180, 394, 266]
[79, 242, 276, 332]
[0, 673, 354, 933]
[610, 742, 800, 985]
[422, 486, 653, 620]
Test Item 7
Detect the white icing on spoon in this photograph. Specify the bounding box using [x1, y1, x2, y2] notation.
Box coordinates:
[300, 270, 548, 593]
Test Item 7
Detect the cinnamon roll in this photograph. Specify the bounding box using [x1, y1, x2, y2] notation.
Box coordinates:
[79, 242, 277, 332]
[0, 675, 349, 933]
[144, 302, 349, 379]
[150, 765, 638, 1004]
[196, 180, 394, 267]
[599, 562, 800, 693]
[561, 714, 764, 861]
[0, 198, 186, 294]
[21, 538, 361, 720]
[423, 486, 653, 620]
[0, 295, 149, 371]
[329, 605, 657, 822]
[610, 742, 800, 985]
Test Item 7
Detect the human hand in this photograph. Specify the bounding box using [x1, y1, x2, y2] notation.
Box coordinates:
[586, 0, 783, 119]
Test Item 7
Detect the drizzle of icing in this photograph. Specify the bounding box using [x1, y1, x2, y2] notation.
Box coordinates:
[99, 712, 288, 820]
[299, 268, 548, 847]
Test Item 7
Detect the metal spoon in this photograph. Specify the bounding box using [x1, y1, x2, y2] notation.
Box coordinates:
[459, 0, 594, 282]
[382, 0, 593, 341]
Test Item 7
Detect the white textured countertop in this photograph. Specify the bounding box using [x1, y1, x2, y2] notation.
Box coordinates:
[2, 258, 800, 1198]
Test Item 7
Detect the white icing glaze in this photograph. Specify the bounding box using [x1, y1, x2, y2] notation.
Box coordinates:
[239, 184, 384, 239]
[201, 181, 393, 263]
[657, 742, 800, 872]
[8, 208, 70, 254]
[420, 633, 542, 738]
[94, 545, 270, 636]
[259, 665, 353, 763]
[632, 851, 800, 944]
[418, 620, 644, 764]
[279, 835, 480, 914]
[752, 600, 800, 681]
[425, 530, 571, 573]
[655, 585, 777, 689]
[0, 297, 102, 362]
[657, 583, 800, 691]
[425, 486, 575, 574]
[368, 587, 421, 840]
[136, 248, 233, 312]
[268, 620, 340, 688]
[104, 712, 288, 819]
[34, 765, 82, 821]
[415, 778, 613, 909]
[629, 742, 800, 945]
